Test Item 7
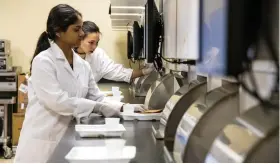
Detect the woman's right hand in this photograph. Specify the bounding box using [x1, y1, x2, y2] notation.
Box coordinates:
[142, 63, 155, 75]
[94, 102, 120, 117]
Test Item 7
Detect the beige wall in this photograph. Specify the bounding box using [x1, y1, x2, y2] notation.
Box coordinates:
[0, 0, 132, 73]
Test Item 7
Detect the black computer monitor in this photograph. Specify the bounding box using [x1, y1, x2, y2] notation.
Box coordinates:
[197, 0, 262, 76]
[133, 21, 144, 60]
[127, 31, 133, 59]
[139, 25, 145, 59]
[144, 0, 162, 63]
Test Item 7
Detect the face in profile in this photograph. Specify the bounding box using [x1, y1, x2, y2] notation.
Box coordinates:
[58, 14, 84, 48]
[81, 32, 100, 54]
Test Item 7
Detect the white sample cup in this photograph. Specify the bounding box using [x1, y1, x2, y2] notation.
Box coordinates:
[123, 104, 134, 114]
[113, 91, 121, 97]
[112, 86, 119, 92]
[105, 118, 120, 128]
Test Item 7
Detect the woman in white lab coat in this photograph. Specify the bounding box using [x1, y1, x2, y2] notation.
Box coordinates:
[74, 21, 155, 83]
[14, 4, 131, 163]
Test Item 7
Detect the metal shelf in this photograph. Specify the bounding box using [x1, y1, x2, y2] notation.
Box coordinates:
[111, 6, 144, 14]
[110, 0, 146, 6]
[110, 13, 142, 21]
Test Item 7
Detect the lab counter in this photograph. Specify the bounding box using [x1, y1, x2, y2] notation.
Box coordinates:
[48, 83, 166, 163]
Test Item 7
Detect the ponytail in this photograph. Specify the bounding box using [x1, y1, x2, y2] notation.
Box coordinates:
[29, 4, 82, 73]
[30, 31, 50, 73]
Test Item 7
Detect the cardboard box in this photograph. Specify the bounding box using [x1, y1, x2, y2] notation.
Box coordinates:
[17, 74, 28, 87]
[12, 113, 25, 146]
[17, 75, 28, 113]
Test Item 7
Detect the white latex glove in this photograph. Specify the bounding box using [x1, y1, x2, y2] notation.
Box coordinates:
[95, 102, 121, 117]
[142, 63, 155, 75]
[123, 104, 147, 112]
[76, 100, 121, 124]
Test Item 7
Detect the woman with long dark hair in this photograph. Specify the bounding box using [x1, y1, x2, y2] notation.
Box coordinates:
[14, 4, 124, 162]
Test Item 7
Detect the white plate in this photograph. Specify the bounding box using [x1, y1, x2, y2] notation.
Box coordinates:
[121, 112, 162, 121]
[65, 146, 136, 163]
[75, 124, 126, 138]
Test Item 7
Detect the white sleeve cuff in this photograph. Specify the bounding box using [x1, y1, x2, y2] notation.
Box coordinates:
[123, 68, 133, 83]
[74, 98, 96, 118]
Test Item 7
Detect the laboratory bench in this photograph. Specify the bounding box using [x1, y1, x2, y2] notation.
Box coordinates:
[48, 83, 166, 163]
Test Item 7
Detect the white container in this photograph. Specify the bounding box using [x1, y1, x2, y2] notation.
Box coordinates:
[75, 124, 125, 138]
[121, 113, 162, 121]
[65, 146, 136, 163]
[105, 139, 126, 156]
[123, 104, 134, 114]
[105, 118, 120, 128]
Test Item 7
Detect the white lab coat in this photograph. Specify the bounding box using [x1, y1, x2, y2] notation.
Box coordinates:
[14, 43, 123, 163]
[85, 47, 133, 83]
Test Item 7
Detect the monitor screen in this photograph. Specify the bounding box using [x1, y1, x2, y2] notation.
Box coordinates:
[144, 0, 161, 63]
[127, 31, 133, 59]
[197, 0, 228, 76]
[133, 21, 144, 60]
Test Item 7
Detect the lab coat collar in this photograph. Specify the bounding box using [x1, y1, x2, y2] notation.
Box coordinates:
[73, 53, 84, 79]
[85, 54, 92, 63]
[85, 51, 94, 64]
[50, 43, 83, 79]
[51, 42, 65, 60]
[85, 47, 101, 63]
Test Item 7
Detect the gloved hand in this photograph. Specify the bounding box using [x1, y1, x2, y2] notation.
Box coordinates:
[95, 102, 121, 117]
[76, 113, 103, 124]
[142, 63, 155, 75]
[123, 104, 147, 112]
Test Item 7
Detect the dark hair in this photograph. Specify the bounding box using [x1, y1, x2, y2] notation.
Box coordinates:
[30, 4, 82, 73]
[82, 21, 101, 39]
